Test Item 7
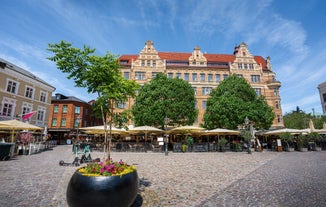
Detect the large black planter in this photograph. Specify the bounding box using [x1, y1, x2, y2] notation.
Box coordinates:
[66, 169, 138, 207]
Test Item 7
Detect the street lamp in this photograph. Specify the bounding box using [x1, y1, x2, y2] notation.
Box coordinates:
[164, 116, 169, 156]
[244, 116, 251, 154]
[76, 116, 81, 141]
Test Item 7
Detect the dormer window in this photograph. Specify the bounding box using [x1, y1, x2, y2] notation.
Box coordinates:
[243, 52, 246, 56]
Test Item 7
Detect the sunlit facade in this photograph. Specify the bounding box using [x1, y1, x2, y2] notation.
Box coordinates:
[118, 40, 284, 128]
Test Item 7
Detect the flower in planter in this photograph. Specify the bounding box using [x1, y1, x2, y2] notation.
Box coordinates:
[78, 158, 136, 177]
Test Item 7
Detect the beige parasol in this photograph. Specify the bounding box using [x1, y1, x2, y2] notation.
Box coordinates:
[79, 125, 127, 134]
[128, 126, 163, 141]
[203, 128, 240, 135]
[262, 128, 304, 136]
[0, 119, 43, 142]
[169, 125, 205, 135]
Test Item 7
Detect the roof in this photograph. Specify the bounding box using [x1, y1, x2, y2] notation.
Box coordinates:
[51, 93, 90, 104]
[118, 52, 267, 70]
[0, 57, 56, 90]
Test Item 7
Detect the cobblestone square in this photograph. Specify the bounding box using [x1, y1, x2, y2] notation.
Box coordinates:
[0, 145, 325, 207]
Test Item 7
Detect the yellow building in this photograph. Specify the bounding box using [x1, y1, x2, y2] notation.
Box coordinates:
[118, 40, 283, 128]
[0, 58, 55, 127]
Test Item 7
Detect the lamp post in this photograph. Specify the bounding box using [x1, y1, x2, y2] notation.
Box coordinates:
[164, 116, 169, 156]
[76, 116, 81, 141]
[244, 116, 251, 154]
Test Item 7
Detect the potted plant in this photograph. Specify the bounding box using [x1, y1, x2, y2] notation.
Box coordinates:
[296, 134, 308, 152]
[307, 132, 320, 151]
[66, 159, 138, 207]
[280, 132, 294, 152]
[48, 41, 140, 207]
[218, 137, 227, 152]
[186, 136, 194, 152]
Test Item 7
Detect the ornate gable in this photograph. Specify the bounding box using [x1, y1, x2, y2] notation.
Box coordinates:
[132, 40, 165, 69]
[189, 46, 207, 67]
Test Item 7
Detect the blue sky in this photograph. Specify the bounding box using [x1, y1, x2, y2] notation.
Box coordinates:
[1, 0, 325, 115]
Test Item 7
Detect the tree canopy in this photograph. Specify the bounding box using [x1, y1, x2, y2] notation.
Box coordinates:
[283, 107, 326, 129]
[132, 73, 197, 129]
[47, 40, 139, 159]
[203, 75, 275, 130]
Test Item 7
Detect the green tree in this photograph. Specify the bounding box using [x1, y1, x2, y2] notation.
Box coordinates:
[132, 73, 197, 129]
[283, 108, 311, 129]
[47, 41, 139, 160]
[203, 75, 274, 129]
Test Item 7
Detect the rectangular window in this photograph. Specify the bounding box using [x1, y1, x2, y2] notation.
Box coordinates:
[238, 63, 243, 69]
[117, 101, 126, 109]
[74, 118, 80, 127]
[124, 72, 130, 80]
[202, 87, 212, 95]
[275, 101, 280, 109]
[223, 74, 229, 80]
[153, 60, 156, 67]
[244, 64, 248, 69]
[249, 64, 254, 69]
[152, 72, 158, 78]
[53, 105, 59, 113]
[37, 107, 45, 122]
[2, 103, 13, 117]
[40, 91, 47, 102]
[75, 106, 80, 114]
[147, 60, 150, 67]
[192, 73, 197, 81]
[193, 87, 197, 95]
[6, 80, 18, 94]
[1, 98, 15, 117]
[25, 86, 34, 99]
[21, 102, 33, 116]
[254, 88, 261, 96]
[200, 73, 205, 82]
[277, 115, 282, 123]
[135, 72, 146, 80]
[237, 74, 243, 78]
[176, 73, 181, 79]
[168, 73, 173, 78]
[141, 60, 145, 66]
[184, 73, 189, 81]
[208, 74, 213, 82]
[215, 74, 220, 82]
[251, 75, 260, 83]
[52, 118, 57, 127]
[202, 100, 207, 109]
[274, 88, 279, 96]
[61, 118, 66, 127]
[323, 93, 326, 102]
[62, 105, 68, 113]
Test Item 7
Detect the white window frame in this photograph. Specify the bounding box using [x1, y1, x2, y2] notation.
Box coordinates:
[25, 85, 35, 99]
[6, 79, 19, 94]
[1, 97, 16, 117]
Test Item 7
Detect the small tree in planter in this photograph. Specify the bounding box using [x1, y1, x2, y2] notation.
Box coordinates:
[48, 41, 140, 207]
[308, 132, 320, 151]
[218, 137, 228, 152]
[186, 136, 194, 152]
[296, 133, 308, 152]
[280, 132, 294, 151]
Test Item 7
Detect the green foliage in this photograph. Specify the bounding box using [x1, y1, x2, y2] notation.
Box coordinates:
[132, 73, 198, 128]
[203, 75, 274, 130]
[47, 41, 139, 159]
[297, 134, 309, 148]
[283, 107, 326, 129]
[186, 136, 194, 146]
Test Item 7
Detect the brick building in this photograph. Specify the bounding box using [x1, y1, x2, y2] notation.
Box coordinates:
[47, 93, 101, 144]
[118, 40, 283, 128]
